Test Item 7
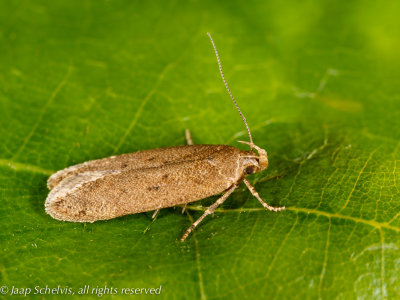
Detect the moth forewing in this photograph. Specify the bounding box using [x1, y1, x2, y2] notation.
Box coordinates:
[45, 145, 250, 223]
[47, 145, 226, 190]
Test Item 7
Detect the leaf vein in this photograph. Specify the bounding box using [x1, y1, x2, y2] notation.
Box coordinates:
[338, 148, 378, 213]
[318, 217, 331, 299]
[12, 66, 72, 160]
[0, 158, 53, 175]
[186, 211, 206, 300]
[380, 228, 387, 299]
[113, 62, 175, 153]
[184, 205, 400, 233]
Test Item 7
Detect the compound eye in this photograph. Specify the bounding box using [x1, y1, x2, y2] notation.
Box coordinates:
[245, 166, 255, 174]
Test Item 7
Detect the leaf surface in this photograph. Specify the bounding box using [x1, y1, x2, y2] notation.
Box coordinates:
[1, 0, 399, 299]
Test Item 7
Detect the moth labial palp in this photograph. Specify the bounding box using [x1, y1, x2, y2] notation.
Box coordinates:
[44, 32, 285, 242]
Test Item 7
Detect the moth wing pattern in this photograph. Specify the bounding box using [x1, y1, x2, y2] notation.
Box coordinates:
[45, 145, 245, 223]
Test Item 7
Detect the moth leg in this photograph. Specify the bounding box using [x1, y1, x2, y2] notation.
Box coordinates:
[143, 208, 160, 234]
[180, 184, 237, 242]
[243, 178, 285, 212]
[179, 129, 192, 215]
[152, 209, 160, 219]
[185, 129, 193, 145]
[181, 204, 187, 214]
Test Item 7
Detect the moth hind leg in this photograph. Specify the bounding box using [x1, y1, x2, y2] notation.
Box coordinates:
[180, 184, 238, 242]
[243, 178, 285, 211]
[152, 209, 160, 219]
[179, 129, 193, 215]
[143, 208, 161, 234]
[185, 129, 193, 145]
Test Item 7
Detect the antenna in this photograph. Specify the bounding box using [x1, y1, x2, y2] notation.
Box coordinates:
[207, 32, 254, 149]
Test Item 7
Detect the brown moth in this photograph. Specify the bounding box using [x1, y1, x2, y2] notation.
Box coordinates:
[45, 33, 285, 241]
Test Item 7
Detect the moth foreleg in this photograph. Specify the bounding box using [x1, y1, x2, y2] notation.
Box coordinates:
[185, 129, 193, 145]
[243, 178, 285, 212]
[180, 184, 238, 242]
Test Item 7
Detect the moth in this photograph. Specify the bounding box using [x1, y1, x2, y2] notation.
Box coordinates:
[45, 33, 285, 241]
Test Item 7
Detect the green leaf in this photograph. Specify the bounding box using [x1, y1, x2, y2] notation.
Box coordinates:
[1, 0, 399, 299]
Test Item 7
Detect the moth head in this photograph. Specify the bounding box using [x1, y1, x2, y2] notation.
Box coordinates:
[238, 141, 269, 174]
